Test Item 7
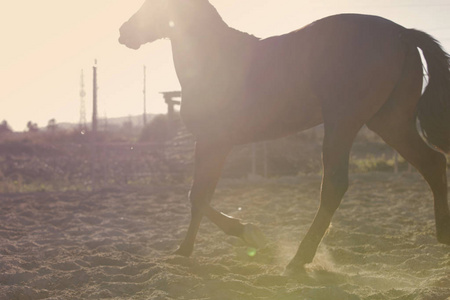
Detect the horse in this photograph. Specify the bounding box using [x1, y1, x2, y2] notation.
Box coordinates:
[119, 0, 450, 271]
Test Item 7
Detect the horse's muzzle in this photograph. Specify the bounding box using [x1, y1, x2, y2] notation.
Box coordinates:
[118, 23, 141, 50]
[118, 34, 141, 50]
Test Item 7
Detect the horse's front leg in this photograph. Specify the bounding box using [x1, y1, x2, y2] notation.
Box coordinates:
[175, 139, 265, 256]
[174, 140, 231, 256]
[286, 124, 359, 270]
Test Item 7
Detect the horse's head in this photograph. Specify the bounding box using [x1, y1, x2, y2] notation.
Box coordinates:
[119, 0, 171, 49]
[119, 0, 224, 49]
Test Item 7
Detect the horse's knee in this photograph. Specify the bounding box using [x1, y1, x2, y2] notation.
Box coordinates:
[419, 152, 448, 198]
[323, 169, 349, 194]
[423, 151, 447, 174]
[189, 190, 208, 214]
[320, 172, 349, 213]
[430, 152, 447, 181]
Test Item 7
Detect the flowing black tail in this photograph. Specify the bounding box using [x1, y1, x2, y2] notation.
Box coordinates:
[405, 29, 450, 153]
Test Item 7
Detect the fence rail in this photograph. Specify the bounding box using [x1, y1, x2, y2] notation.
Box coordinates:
[0, 139, 195, 192]
[0, 127, 436, 192]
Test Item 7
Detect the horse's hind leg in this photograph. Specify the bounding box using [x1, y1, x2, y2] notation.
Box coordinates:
[367, 51, 449, 245]
[367, 117, 449, 244]
[287, 122, 362, 269]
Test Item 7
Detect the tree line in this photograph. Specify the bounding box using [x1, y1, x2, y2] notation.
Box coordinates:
[0, 119, 58, 134]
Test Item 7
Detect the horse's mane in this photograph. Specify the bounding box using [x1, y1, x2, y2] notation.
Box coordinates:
[198, 0, 260, 43]
[227, 27, 260, 43]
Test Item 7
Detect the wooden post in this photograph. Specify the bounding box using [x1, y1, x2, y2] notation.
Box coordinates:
[394, 151, 398, 173]
[143, 65, 147, 126]
[263, 142, 268, 178]
[161, 91, 181, 117]
[251, 143, 257, 178]
[161, 91, 181, 136]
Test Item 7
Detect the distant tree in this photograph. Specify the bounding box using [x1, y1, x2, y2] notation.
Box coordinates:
[121, 117, 134, 135]
[139, 114, 169, 142]
[0, 120, 12, 134]
[47, 118, 58, 133]
[26, 121, 39, 133]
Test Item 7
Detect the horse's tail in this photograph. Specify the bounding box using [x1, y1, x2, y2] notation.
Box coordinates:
[403, 29, 450, 153]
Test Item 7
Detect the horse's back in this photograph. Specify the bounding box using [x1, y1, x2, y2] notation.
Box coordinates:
[270, 14, 411, 124]
[225, 14, 416, 144]
[243, 14, 409, 127]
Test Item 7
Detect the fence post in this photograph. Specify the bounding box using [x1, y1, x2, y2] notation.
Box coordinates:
[263, 142, 268, 178]
[251, 143, 257, 178]
[394, 151, 399, 173]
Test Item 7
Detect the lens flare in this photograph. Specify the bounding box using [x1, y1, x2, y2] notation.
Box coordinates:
[247, 247, 257, 257]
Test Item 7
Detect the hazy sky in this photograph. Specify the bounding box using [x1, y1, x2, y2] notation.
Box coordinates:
[1, 0, 450, 131]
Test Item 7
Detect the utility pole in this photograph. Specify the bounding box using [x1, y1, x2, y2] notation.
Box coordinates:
[92, 59, 98, 134]
[90, 60, 99, 189]
[143, 65, 147, 126]
[79, 69, 87, 130]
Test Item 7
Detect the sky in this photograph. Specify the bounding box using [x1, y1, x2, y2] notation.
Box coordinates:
[1, 0, 450, 131]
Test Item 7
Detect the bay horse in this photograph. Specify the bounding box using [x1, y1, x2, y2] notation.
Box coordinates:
[119, 0, 450, 271]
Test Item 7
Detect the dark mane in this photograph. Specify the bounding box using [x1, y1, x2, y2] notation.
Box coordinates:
[226, 27, 260, 42]
[200, 0, 260, 42]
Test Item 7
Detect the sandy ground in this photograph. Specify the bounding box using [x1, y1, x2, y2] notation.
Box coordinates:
[0, 173, 449, 300]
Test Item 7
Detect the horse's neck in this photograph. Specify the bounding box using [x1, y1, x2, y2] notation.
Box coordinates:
[169, 8, 258, 89]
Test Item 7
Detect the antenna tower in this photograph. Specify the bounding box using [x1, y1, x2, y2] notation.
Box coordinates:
[92, 59, 98, 134]
[79, 69, 87, 130]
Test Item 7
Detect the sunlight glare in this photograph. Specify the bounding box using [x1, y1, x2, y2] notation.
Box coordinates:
[247, 247, 257, 257]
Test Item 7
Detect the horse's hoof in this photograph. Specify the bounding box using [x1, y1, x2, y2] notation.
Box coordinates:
[437, 237, 450, 246]
[436, 218, 450, 245]
[241, 223, 267, 249]
[285, 252, 315, 274]
[284, 262, 306, 276]
[173, 245, 193, 257]
[437, 231, 450, 245]
[284, 258, 309, 276]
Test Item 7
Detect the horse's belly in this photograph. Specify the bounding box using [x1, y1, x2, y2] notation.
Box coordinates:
[229, 92, 324, 144]
[282, 99, 323, 132]
[180, 72, 324, 144]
